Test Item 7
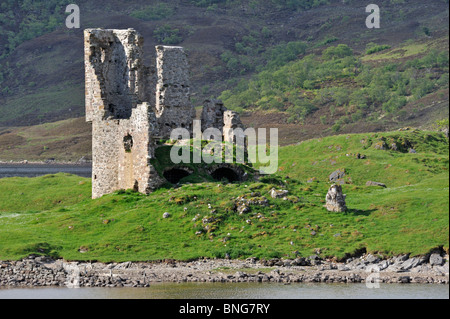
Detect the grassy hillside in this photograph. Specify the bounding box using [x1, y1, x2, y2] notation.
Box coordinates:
[0, 129, 447, 262]
[220, 36, 449, 130]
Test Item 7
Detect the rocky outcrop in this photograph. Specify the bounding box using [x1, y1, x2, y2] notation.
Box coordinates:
[269, 188, 289, 199]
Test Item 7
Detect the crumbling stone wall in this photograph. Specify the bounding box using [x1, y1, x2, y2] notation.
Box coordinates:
[85, 29, 190, 198]
[85, 28, 146, 121]
[201, 99, 227, 133]
[223, 110, 245, 144]
[85, 29, 245, 199]
[155, 45, 196, 138]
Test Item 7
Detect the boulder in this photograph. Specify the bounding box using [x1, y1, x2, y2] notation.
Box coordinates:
[365, 254, 380, 264]
[429, 254, 444, 266]
[329, 169, 345, 184]
[377, 260, 390, 271]
[237, 205, 250, 215]
[269, 188, 289, 199]
[400, 257, 422, 270]
[393, 254, 410, 265]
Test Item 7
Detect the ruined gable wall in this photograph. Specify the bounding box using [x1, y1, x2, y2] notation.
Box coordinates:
[85, 29, 195, 198]
[155, 46, 196, 138]
[85, 28, 151, 199]
[201, 99, 227, 133]
[84, 29, 145, 121]
[223, 110, 245, 144]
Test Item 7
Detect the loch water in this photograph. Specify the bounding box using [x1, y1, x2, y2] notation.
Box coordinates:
[0, 164, 92, 178]
[0, 282, 448, 299]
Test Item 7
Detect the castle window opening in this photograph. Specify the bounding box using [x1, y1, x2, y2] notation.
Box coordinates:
[123, 134, 133, 152]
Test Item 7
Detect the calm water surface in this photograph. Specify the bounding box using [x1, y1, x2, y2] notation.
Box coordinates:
[0, 164, 91, 178]
[0, 283, 448, 299]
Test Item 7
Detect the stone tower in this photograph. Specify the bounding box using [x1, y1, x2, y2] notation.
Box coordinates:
[84, 28, 195, 198]
[155, 46, 196, 138]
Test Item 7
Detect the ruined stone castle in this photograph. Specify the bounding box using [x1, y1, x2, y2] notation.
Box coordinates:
[85, 28, 243, 198]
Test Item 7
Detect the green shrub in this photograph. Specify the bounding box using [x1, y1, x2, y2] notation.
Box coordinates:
[366, 43, 391, 55]
[331, 122, 341, 132]
[154, 25, 182, 45]
[382, 94, 407, 113]
[322, 44, 353, 60]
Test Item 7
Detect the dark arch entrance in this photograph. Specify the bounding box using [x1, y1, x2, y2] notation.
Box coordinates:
[211, 167, 240, 183]
[163, 168, 192, 184]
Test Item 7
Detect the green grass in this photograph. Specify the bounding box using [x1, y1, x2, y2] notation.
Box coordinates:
[0, 130, 448, 262]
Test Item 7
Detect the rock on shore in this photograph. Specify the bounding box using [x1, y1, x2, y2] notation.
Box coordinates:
[0, 254, 448, 288]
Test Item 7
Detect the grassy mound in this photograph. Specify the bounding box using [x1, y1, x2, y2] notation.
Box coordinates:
[0, 130, 448, 262]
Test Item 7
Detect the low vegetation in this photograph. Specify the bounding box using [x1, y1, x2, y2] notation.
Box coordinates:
[219, 42, 449, 126]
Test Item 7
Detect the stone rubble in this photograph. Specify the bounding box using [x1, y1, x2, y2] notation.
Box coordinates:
[0, 254, 448, 288]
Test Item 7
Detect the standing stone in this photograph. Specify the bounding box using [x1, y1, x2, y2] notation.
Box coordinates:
[325, 184, 347, 212]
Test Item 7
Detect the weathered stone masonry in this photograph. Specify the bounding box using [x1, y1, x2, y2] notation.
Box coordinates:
[85, 28, 244, 199]
[85, 28, 196, 198]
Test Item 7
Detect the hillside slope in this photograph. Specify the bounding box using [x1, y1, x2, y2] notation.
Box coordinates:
[0, 0, 448, 130]
[0, 129, 448, 262]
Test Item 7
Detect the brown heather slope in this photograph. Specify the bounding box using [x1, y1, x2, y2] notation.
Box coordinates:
[0, 118, 91, 162]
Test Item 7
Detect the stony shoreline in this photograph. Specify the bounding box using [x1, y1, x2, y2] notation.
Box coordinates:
[1, 253, 448, 288]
